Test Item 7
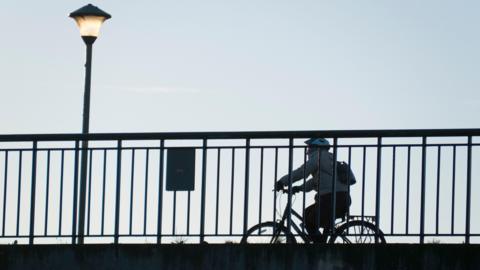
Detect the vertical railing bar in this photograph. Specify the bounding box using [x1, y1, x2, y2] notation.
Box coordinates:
[361, 146, 366, 221]
[114, 140, 122, 244]
[101, 149, 107, 236]
[315, 142, 321, 233]
[420, 137, 427, 244]
[129, 149, 135, 236]
[406, 146, 411, 234]
[258, 147, 264, 227]
[2, 151, 8, 237]
[143, 149, 149, 236]
[345, 146, 352, 235]
[344, 146, 352, 236]
[78, 137, 89, 244]
[200, 138, 208, 243]
[215, 148, 221, 235]
[302, 146, 307, 235]
[156, 140, 165, 244]
[58, 150, 65, 236]
[273, 148, 278, 224]
[71, 140, 80, 244]
[375, 137, 382, 243]
[435, 146, 441, 235]
[28, 142, 37, 245]
[44, 150, 51, 236]
[86, 149, 93, 236]
[390, 146, 396, 234]
[286, 138, 293, 240]
[16, 150, 23, 237]
[187, 190, 191, 235]
[451, 146, 456, 234]
[229, 148, 235, 235]
[243, 138, 251, 237]
[346, 147, 352, 221]
[172, 191, 176, 235]
[465, 136, 472, 244]
[330, 138, 338, 238]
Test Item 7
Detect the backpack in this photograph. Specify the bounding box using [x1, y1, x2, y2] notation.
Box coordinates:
[336, 161, 356, 185]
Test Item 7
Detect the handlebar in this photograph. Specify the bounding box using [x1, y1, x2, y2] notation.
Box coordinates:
[273, 187, 300, 194]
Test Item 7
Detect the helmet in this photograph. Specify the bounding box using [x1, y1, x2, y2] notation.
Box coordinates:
[304, 138, 330, 148]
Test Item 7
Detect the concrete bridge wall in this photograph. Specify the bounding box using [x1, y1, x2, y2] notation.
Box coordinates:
[0, 244, 479, 270]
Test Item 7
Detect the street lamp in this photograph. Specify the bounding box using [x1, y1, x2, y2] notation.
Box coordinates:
[70, 4, 111, 135]
[69, 4, 111, 244]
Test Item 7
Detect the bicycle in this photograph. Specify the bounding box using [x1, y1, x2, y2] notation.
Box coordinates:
[241, 190, 386, 244]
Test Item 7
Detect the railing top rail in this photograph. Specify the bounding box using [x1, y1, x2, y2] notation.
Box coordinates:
[0, 129, 479, 142]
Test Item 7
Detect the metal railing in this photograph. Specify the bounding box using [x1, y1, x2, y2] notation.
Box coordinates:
[0, 129, 478, 244]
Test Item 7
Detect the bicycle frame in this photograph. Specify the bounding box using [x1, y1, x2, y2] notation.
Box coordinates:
[276, 197, 311, 243]
[275, 193, 355, 243]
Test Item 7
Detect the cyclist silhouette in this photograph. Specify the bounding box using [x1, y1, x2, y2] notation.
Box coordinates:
[275, 138, 351, 243]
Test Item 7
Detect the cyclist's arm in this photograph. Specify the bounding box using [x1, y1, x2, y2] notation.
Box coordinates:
[278, 154, 318, 186]
[295, 177, 317, 192]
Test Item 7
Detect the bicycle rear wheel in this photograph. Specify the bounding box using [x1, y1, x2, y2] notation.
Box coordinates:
[241, 222, 296, 244]
[328, 220, 386, 244]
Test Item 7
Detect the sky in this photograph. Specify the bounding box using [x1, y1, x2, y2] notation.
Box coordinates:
[1, 0, 479, 134]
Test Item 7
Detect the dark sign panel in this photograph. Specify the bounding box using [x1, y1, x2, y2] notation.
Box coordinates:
[166, 148, 195, 191]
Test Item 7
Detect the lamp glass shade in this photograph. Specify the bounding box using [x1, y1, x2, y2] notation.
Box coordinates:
[73, 15, 107, 37]
[69, 4, 111, 38]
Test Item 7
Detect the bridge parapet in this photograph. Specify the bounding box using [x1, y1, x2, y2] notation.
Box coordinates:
[0, 129, 478, 244]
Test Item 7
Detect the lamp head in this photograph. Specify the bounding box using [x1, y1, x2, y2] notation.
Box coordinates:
[69, 4, 111, 44]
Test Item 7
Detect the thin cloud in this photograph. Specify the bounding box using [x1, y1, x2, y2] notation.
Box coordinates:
[102, 85, 203, 94]
[130, 86, 202, 94]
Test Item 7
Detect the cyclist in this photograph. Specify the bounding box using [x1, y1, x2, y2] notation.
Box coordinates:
[275, 138, 351, 243]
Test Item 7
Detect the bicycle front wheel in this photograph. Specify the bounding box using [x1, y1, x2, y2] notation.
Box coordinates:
[241, 222, 296, 244]
[328, 220, 386, 244]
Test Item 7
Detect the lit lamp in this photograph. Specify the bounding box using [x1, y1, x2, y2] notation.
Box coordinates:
[70, 4, 111, 135]
[69, 4, 111, 244]
[70, 4, 111, 45]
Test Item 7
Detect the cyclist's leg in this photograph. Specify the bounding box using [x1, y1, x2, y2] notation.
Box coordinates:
[317, 193, 333, 243]
[305, 193, 352, 243]
[334, 192, 351, 219]
[304, 198, 332, 244]
[313, 193, 351, 243]
[304, 202, 323, 243]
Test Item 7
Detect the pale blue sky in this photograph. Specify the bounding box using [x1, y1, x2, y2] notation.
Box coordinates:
[1, 0, 479, 134]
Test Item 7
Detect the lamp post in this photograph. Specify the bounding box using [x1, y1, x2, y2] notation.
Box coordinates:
[70, 4, 111, 244]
